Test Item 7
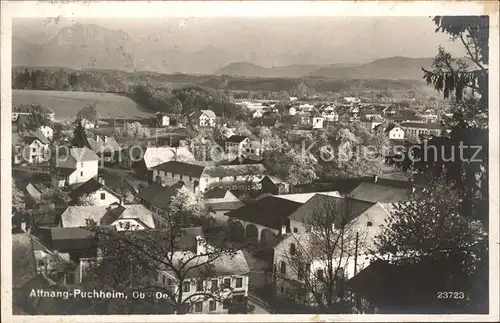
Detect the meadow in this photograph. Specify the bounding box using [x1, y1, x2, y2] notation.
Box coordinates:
[12, 89, 154, 122]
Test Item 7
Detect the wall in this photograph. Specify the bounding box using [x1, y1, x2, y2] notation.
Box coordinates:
[112, 218, 146, 231]
[88, 188, 120, 206]
[68, 160, 98, 185]
[153, 169, 205, 193]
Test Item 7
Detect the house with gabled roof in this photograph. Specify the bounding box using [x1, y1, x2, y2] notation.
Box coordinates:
[204, 188, 244, 224]
[51, 147, 99, 188]
[225, 135, 250, 156]
[349, 175, 411, 203]
[12, 130, 51, 164]
[373, 123, 405, 140]
[86, 135, 122, 163]
[137, 181, 185, 227]
[68, 178, 121, 206]
[189, 109, 217, 127]
[152, 161, 266, 194]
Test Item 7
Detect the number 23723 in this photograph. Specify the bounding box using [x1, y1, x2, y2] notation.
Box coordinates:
[437, 292, 466, 299]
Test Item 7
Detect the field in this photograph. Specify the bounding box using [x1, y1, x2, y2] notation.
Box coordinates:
[12, 90, 154, 122]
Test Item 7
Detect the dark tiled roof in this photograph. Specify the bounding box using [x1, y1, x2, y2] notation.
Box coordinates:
[176, 227, 204, 252]
[138, 182, 184, 209]
[21, 129, 50, 145]
[68, 178, 118, 200]
[153, 161, 206, 178]
[226, 135, 248, 143]
[208, 201, 244, 212]
[226, 196, 302, 230]
[53, 167, 76, 178]
[204, 187, 228, 199]
[50, 227, 96, 253]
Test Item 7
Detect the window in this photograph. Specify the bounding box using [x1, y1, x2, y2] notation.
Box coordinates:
[37, 260, 44, 267]
[223, 278, 231, 289]
[367, 221, 373, 227]
[222, 299, 230, 309]
[100, 193, 106, 200]
[183, 281, 191, 293]
[293, 227, 298, 233]
[32, 147, 36, 153]
[219, 177, 223, 181]
[80, 171, 83, 176]
[195, 301, 203, 312]
[180, 174, 183, 180]
[205, 178, 209, 182]
[211, 279, 218, 291]
[290, 243, 296, 255]
[189, 176, 192, 181]
[235, 277, 243, 288]
[167, 278, 173, 287]
[172, 172, 175, 178]
[317, 269, 324, 280]
[196, 280, 203, 291]
[233, 176, 237, 181]
[280, 261, 286, 275]
[209, 300, 216, 311]
[81, 162, 83, 167]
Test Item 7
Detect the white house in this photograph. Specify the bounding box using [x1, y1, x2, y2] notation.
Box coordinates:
[189, 110, 217, 127]
[374, 124, 405, 140]
[59, 203, 155, 231]
[152, 161, 266, 194]
[400, 122, 442, 138]
[12, 130, 50, 164]
[52, 147, 99, 188]
[156, 113, 171, 127]
[272, 195, 393, 305]
[289, 107, 297, 116]
[224, 135, 250, 156]
[38, 125, 54, 141]
[157, 228, 250, 314]
[311, 116, 325, 129]
[68, 178, 121, 206]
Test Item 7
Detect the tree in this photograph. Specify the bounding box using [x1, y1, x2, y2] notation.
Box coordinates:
[71, 120, 88, 148]
[12, 182, 25, 213]
[276, 197, 365, 313]
[83, 194, 237, 314]
[18, 104, 53, 132]
[264, 147, 318, 187]
[290, 82, 314, 99]
[77, 103, 100, 124]
[372, 178, 487, 311]
[76, 194, 98, 206]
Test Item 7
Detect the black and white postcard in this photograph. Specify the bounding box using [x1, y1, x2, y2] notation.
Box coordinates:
[1, 1, 499, 322]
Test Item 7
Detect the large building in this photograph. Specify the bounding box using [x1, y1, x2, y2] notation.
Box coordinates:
[189, 110, 217, 127]
[51, 147, 99, 188]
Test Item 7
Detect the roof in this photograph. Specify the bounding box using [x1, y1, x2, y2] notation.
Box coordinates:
[289, 195, 375, 226]
[349, 182, 409, 203]
[68, 178, 119, 200]
[208, 201, 245, 212]
[50, 227, 96, 252]
[25, 183, 44, 200]
[226, 135, 248, 143]
[204, 164, 266, 178]
[176, 227, 204, 252]
[52, 167, 75, 178]
[56, 147, 99, 168]
[60, 204, 155, 229]
[21, 129, 50, 145]
[204, 187, 228, 199]
[275, 191, 340, 203]
[143, 147, 195, 169]
[226, 196, 303, 230]
[260, 175, 287, 185]
[138, 182, 185, 209]
[12, 233, 37, 288]
[86, 136, 122, 154]
[400, 122, 442, 130]
[190, 109, 216, 119]
[153, 161, 206, 178]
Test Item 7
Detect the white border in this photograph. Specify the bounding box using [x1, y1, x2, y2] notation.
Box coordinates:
[1, 1, 499, 322]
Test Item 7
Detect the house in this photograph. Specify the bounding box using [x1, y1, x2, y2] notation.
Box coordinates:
[225, 135, 250, 156]
[400, 122, 442, 138]
[260, 175, 290, 195]
[319, 105, 339, 122]
[360, 117, 384, 132]
[52, 147, 99, 188]
[39, 125, 54, 141]
[272, 196, 393, 305]
[204, 188, 244, 224]
[128, 146, 195, 182]
[86, 135, 122, 163]
[289, 107, 297, 116]
[373, 123, 405, 140]
[226, 192, 340, 247]
[68, 178, 121, 206]
[12, 130, 51, 164]
[157, 228, 250, 314]
[60, 203, 155, 232]
[24, 182, 46, 209]
[289, 97, 298, 102]
[137, 182, 186, 228]
[252, 110, 264, 119]
[156, 112, 171, 127]
[386, 114, 427, 124]
[16, 115, 54, 141]
[189, 110, 217, 127]
[152, 161, 266, 194]
[80, 117, 98, 129]
[311, 115, 325, 129]
[349, 175, 411, 203]
[299, 103, 314, 112]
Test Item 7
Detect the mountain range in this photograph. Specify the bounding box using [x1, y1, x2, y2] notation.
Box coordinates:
[13, 23, 436, 79]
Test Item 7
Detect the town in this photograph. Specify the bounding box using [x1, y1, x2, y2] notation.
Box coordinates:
[10, 15, 490, 316]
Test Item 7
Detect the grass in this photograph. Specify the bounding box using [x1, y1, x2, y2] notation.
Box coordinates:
[12, 89, 155, 122]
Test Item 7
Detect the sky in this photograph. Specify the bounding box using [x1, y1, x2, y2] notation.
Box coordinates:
[13, 17, 466, 66]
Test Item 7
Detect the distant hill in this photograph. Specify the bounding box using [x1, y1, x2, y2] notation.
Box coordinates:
[216, 57, 436, 80]
[13, 23, 136, 71]
[310, 57, 435, 80]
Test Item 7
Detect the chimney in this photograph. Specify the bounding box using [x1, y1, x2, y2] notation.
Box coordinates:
[373, 175, 378, 183]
